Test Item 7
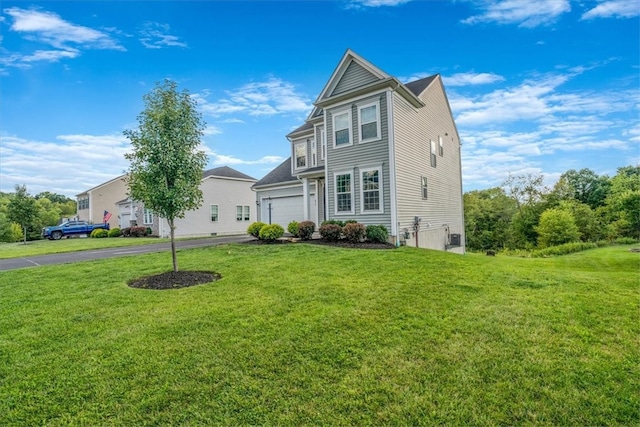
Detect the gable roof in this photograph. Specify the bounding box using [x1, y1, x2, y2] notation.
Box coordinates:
[252, 157, 298, 188]
[405, 74, 439, 97]
[286, 122, 314, 139]
[203, 166, 256, 181]
[76, 174, 126, 197]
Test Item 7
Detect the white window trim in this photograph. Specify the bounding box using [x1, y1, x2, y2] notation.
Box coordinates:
[438, 135, 444, 157]
[421, 177, 428, 200]
[430, 140, 437, 168]
[311, 139, 317, 167]
[360, 165, 384, 214]
[210, 204, 219, 222]
[332, 108, 353, 149]
[143, 208, 153, 225]
[357, 100, 382, 144]
[294, 142, 307, 170]
[320, 128, 326, 160]
[333, 170, 354, 215]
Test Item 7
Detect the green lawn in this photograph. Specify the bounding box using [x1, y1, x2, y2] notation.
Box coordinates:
[0, 244, 638, 425]
[0, 237, 168, 259]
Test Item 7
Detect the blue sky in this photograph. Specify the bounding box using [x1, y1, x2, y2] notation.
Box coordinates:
[1, 0, 638, 198]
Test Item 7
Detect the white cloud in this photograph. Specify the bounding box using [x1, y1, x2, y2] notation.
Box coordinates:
[443, 72, 505, 87]
[195, 78, 312, 118]
[138, 22, 187, 49]
[462, 0, 571, 28]
[2, 7, 124, 68]
[210, 152, 284, 166]
[582, 0, 640, 20]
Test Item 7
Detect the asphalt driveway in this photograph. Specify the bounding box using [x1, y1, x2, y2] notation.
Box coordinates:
[0, 235, 254, 271]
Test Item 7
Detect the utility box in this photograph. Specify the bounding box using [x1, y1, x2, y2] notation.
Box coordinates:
[450, 233, 461, 246]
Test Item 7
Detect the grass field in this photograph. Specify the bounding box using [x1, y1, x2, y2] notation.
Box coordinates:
[0, 237, 168, 259]
[0, 243, 638, 425]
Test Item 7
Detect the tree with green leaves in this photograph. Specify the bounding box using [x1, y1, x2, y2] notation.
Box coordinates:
[536, 208, 580, 248]
[7, 185, 39, 244]
[124, 80, 208, 272]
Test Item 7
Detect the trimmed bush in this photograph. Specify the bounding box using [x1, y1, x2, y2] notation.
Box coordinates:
[319, 223, 342, 242]
[297, 221, 315, 240]
[287, 221, 300, 237]
[322, 219, 345, 228]
[259, 224, 284, 242]
[108, 228, 121, 238]
[247, 222, 266, 238]
[366, 225, 389, 243]
[130, 226, 147, 237]
[614, 237, 639, 245]
[122, 227, 131, 237]
[343, 222, 366, 243]
[90, 228, 108, 238]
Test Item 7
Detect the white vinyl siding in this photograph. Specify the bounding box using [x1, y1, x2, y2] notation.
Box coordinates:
[333, 109, 352, 147]
[210, 204, 219, 222]
[334, 171, 354, 215]
[295, 142, 307, 169]
[360, 166, 383, 214]
[358, 101, 381, 143]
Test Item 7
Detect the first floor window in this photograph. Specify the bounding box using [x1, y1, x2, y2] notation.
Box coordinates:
[422, 177, 428, 199]
[361, 167, 383, 213]
[335, 172, 353, 214]
[143, 208, 153, 224]
[210, 204, 219, 222]
[237, 205, 250, 221]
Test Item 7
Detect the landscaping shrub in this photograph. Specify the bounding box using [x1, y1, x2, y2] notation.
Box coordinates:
[287, 221, 299, 237]
[366, 225, 389, 243]
[122, 227, 131, 237]
[319, 223, 342, 242]
[90, 229, 108, 238]
[321, 219, 345, 227]
[130, 226, 147, 237]
[247, 222, 266, 238]
[297, 221, 315, 240]
[614, 237, 638, 245]
[259, 224, 284, 242]
[343, 222, 366, 243]
[531, 241, 598, 257]
[107, 228, 121, 238]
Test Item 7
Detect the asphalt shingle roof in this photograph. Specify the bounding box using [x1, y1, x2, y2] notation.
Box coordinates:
[253, 157, 297, 188]
[203, 166, 256, 181]
[404, 74, 438, 97]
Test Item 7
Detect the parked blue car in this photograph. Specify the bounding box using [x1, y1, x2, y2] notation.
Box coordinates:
[42, 220, 110, 240]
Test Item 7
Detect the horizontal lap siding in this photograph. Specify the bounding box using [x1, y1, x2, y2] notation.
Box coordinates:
[174, 178, 256, 237]
[326, 93, 392, 230]
[393, 79, 464, 251]
[331, 62, 379, 96]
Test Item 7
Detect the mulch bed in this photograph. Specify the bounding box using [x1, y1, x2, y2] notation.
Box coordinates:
[128, 271, 221, 290]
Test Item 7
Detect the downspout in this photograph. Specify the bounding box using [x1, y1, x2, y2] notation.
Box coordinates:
[387, 83, 400, 246]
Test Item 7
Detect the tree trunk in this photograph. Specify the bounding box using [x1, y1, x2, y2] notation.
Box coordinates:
[169, 219, 178, 272]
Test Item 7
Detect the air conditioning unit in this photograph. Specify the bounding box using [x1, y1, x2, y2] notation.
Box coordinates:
[450, 233, 461, 246]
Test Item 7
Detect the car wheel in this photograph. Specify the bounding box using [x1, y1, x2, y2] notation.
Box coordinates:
[52, 231, 63, 240]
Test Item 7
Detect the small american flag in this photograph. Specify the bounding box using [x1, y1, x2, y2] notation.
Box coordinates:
[103, 210, 112, 223]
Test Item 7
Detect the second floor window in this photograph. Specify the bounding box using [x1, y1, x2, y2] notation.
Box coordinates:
[333, 110, 351, 147]
[358, 101, 381, 143]
[78, 197, 89, 210]
[295, 142, 306, 169]
[439, 136, 444, 157]
[430, 140, 437, 168]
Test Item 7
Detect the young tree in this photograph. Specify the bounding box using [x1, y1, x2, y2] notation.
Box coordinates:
[7, 185, 39, 244]
[124, 80, 208, 272]
[536, 208, 580, 248]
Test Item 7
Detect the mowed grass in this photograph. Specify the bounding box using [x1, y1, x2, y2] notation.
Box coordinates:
[0, 244, 638, 425]
[0, 237, 166, 259]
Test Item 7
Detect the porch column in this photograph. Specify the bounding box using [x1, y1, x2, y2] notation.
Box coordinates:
[302, 177, 309, 220]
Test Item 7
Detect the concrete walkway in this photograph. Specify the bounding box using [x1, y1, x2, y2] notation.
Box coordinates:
[0, 235, 254, 272]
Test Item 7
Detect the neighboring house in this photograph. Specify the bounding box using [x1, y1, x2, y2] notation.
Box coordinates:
[76, 174, 127, 230]
[253, 49, 465, 252]
[77, 166, 256, 238]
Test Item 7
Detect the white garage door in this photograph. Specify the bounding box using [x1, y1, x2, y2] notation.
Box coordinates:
[261, 195, 303, 229]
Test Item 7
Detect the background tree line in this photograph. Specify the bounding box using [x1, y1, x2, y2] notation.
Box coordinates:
[464, 166, 640, 251]
[0, 185, 77, 243]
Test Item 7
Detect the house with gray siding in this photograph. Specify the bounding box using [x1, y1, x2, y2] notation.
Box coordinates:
[253, 49, 464, 252]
